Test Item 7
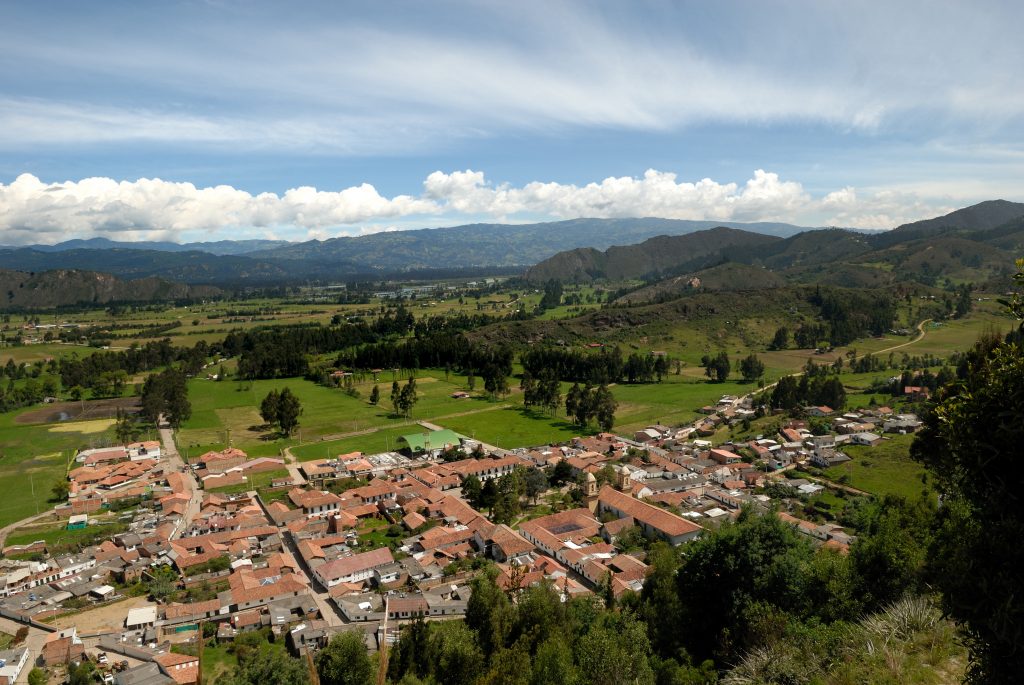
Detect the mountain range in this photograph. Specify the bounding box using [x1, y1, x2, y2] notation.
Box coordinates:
[526, 200, 1024, 290]
[0, 201, 1021, 310]
[0, 218, 817, 285]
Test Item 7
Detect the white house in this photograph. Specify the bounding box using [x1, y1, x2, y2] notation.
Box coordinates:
[0, 647, 29, 685]
[313, 548, 395, 588]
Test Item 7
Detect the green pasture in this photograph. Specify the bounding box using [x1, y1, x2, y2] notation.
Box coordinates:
[823, 434, 931, 500]
[176, 371, 490, 458]
[0, 410, 118, 530]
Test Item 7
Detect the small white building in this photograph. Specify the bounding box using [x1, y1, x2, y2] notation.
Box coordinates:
[91, 584, 116, 600]
[126, 604, 158, 629]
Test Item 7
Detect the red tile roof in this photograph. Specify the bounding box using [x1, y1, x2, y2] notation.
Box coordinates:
[598, 486, 703, 539]
[316, 547, 394, 582]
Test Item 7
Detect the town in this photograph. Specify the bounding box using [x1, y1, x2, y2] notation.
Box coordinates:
[0, 389, 925, 685]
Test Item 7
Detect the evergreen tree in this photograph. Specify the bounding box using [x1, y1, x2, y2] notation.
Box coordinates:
[316, 631, 373, 685]
[594, 385, 617, 431]
[462, 474, 483, 509]
[771, 326, 790, 350]
[140, 368, 191, 428]
[521, 371, 537, 407]
[369, 384, 380, 405]
[739, 354, 765, 382]
[391, 379, 401, 414]
[565, 383, 582, 422]
[276, 387, 302, 436]
[259, 389, 280, 426]
[912, 296, 1024, 682]
[397, 377, 419, 417]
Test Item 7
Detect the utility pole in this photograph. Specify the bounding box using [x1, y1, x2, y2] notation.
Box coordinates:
[305, 645, 320, 685]
[377, 596, 390, 685]
[197, 620, 203, 685]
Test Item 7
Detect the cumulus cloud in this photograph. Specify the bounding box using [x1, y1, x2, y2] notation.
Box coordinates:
[0, 169, 959, 244]
[0, 173, 438, 242]
[423, 169, 809, 222]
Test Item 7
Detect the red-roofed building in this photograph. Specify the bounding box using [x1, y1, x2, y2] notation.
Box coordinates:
[313, 547, 395, 587]
[597, 486, 703, 545]
[155, 652, 199, 685]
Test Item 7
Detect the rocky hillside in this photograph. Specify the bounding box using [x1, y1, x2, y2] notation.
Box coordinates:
[614, 262, 787, 304]
[0, 269, 221, 309]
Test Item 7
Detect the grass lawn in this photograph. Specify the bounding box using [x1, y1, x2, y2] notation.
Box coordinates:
[204, 468, 291, 494]
[353, 518, 407, 551]
[0, 631, 13, 649]
[611, 376, 757, 432]
[291, 425, 415, 462]
[824, 434, 932, 499]
[441, 406, 589, 449]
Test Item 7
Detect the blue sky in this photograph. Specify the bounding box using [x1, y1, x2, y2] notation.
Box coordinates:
[1, 0, 1023, 244]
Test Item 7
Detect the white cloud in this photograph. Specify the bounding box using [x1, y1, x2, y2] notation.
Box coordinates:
[820, 188, 957, 230]
[423, 169, 810, 222]
[0, 169, 965, 244]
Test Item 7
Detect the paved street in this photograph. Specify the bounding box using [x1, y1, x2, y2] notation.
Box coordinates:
[158, 425, 201, 539]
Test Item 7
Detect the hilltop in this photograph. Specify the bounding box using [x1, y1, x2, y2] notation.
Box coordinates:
[525, 227, 781, 282]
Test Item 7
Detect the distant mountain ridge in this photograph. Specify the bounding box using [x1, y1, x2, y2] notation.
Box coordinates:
[1, 203, 1021, 287]
[243, 218, 811, 265]
[0, 218, 816, 284]
[14, 237, 290, 256]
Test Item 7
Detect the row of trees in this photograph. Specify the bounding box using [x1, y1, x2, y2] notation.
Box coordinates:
[234, 308, 521, 380]
[58, 337, 206, 389]
[345, 334, 514, 383]
[622, 352, 671, 383]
